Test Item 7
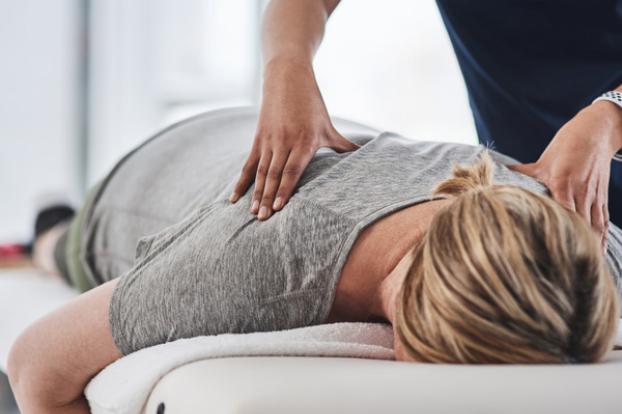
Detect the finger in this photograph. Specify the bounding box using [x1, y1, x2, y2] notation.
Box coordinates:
[257, 149, 289, 220]
[230, 151, 260, 203]
[590, 177, 606, 238]
[272, 148, 315, 211]
[575, 192, 592, 227]
[602, 202, 610, 252]
[549, 185, 575, 212]
[507, 162, 537, 176]
[326, 130, 360, 153]
[250, 151, 272, 214]
[590, 200, 605, 239]
[601, 180, 610, 251]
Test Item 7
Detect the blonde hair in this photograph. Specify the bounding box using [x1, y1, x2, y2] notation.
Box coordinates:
[396, 151, 620, 363]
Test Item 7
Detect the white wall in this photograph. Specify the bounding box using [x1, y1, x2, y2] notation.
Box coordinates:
[315, 0, 476, 144]
[0, 1, 81, 243]
[87, 0, 261, 184]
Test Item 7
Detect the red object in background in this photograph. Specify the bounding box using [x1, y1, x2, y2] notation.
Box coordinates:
[0, 244, 26, 258]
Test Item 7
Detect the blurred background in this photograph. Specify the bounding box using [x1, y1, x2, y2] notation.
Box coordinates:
[0, 0, 476, 244]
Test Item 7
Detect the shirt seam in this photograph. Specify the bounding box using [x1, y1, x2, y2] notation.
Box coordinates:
[128, 201, 225, 278]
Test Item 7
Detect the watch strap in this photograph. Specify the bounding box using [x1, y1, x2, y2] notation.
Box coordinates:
[593, 91, 622, 162]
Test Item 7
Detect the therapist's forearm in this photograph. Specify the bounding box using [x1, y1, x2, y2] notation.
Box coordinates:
[261, 0, 340, 68]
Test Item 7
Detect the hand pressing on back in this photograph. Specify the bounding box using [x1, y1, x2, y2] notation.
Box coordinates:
[509, 100, 622, 251]
[229, 58, 359, 220]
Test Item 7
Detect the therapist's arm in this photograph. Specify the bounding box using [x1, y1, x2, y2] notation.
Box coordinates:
[229, 0, 358, 220]
[510, 83, 622, 250]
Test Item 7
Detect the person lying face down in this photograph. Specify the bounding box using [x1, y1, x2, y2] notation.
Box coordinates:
[393, 153, 620, 363]
[6, 109, 622, 414]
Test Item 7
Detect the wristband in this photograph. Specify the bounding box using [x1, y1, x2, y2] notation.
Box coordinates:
[593, 91, 622, 162]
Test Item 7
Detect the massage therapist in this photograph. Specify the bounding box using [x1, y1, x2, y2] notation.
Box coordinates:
[228, 0, 622, 247]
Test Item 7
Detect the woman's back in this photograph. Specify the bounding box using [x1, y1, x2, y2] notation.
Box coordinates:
[82, 108, 375, 283]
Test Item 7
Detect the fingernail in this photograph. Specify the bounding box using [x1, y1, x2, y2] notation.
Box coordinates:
[229, 193, 238, 203]
[258, 206, 269, 219]
[273, 197, 283, 210]
[251, 200, 259, 212]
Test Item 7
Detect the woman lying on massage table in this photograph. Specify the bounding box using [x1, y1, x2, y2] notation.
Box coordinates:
[7, 108, 622, 414]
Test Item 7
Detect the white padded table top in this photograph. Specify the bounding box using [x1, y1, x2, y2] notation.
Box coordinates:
[143, 354, 622, 414]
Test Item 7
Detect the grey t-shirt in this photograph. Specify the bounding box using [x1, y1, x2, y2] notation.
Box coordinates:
[86, 108, 622, 355]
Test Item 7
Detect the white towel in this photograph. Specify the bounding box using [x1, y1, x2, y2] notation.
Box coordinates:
[85, 322, 395, 414]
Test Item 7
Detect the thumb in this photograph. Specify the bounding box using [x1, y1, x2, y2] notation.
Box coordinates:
[507, 162, 538, 177]
[328, 130, 360, 153]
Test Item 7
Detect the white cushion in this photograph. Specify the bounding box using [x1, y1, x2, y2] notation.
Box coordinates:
[142, 354, 622, 414]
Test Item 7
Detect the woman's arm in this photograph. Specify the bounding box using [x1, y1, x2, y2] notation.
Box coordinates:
[7, 280, 121, 414]
[229, 0, 358, 221]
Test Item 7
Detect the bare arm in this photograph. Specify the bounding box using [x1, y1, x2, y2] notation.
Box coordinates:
[230, 0, 358, 220]
[8, 280, 121, 413]
[261, 0, 341, 65]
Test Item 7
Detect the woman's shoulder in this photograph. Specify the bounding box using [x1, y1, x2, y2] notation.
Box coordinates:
[300, 133, 546, 220]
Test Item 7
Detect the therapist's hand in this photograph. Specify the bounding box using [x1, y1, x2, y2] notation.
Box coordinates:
[509, 101, 622, 250]
[229, 58, 358, 220]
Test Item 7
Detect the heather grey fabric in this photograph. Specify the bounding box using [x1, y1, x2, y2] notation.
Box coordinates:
[80, 107, 622, 356]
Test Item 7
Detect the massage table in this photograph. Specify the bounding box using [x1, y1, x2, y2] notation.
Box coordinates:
[2, 268, 622, 414]
[2, 109, 622, 413]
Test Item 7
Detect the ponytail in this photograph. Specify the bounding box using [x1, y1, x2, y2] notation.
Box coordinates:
[433, 150, 494, 197]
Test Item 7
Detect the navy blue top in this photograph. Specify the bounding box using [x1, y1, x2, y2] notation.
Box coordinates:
[436, 0, 622, 225]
